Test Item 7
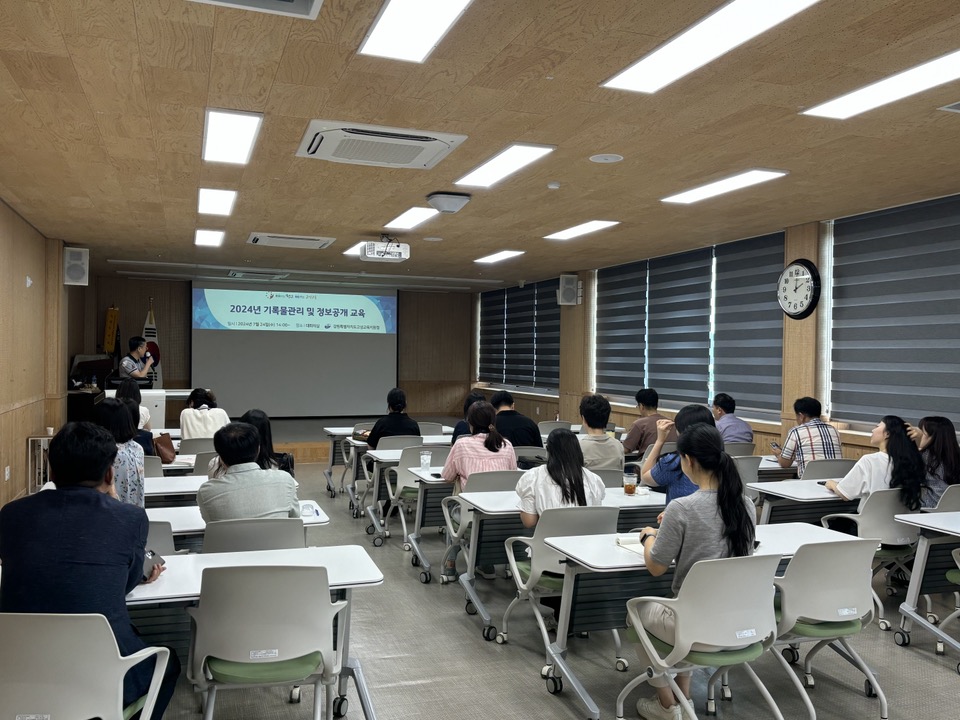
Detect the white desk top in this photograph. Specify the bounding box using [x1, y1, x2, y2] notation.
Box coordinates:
[409, 467, 449, 484]
[152, 428, 182, 439]
[145, 475, 205, 496]
[349, 435, 451, 449]
[747, 479, 841, 502]
[894, 511, 960, 536]
[458, 489, 665, 515]
[544, 523, 858, 573]
[325, 425, 454, 438]
[125, 545, 383, 605]
[162, 453, 196, 469]
[759, 457, 787, 471]
[571, 424, 626, 434]
[147, 501, 329, 533]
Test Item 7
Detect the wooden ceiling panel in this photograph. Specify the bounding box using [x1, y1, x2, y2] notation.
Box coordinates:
[274, 38, 351, 88]
[142, 65, 207, 106]
[50, 0, 139, 42]
[294, 0, 379, 49]
[0, 50, 83, 93]
[207, 52, 278, 110]
[265, 82, 330, 119]
[135, 16, 213, 73]
[0, 1, 70, 55]
[211, 8, 291, 61]
[66, 36, 149, 115]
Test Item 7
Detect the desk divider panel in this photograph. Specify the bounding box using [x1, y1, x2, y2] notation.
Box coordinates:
[764, 497, 859, 524]
[918, 538, 960, 595]
[419, 485, 451, 529]
[568, 569, 675, 634]
[474, 516, 532, 565]
[617, 507, 664, 533]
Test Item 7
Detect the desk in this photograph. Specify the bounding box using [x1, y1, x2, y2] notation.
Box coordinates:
[162, 453, 196, 474]
[322, 426, 360, 498]
[894, 512, 960, 658]
[127, 545, 383, 720]
[757, 455, 798, 481]
[343, 438, 450, 517]
[146, 500, 329, 534]
[749, 479, 858, 524]
[542, 524, 858, 720]
[407, 467, 454, 582]
[144, 475, 205, 507]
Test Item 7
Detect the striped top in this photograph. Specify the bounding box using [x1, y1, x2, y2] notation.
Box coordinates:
[780, 419, 842, 477]
[441, 433, 517, 491]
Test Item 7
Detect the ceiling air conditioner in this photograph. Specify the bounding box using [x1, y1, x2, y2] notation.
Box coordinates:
[358, 241, 411, 263]
[296, 120, 468, 169]
[246, 233, 335, 250]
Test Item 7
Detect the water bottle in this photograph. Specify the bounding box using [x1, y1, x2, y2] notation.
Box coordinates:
[91, 374, 97, 388]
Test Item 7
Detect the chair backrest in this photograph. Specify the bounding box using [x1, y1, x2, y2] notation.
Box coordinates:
[144, 454, 163, 477]
[417, 421, 443, 435]
[538, 420, 572, 434]
[775, 539, 879, 631]
[147, 520, 178, 556]
[594, 468, 625, 489]
[513, 446, 548, 464]
[194, 450, 219, 474]
[377, 435, 422, 451]
[733, 456, 762, 485]
[392, 445, 452, 493]
[353, 421, 375, 434]
[529, 506, 620, 581]
[0, 613, 168, 720]
[800, 458, 856, 480]
[202, 518, 306, 553]
[465, 470, 525, 492]
[188, 566, 345, 677]
[640, 442, 677, 465]
[179, 437, 216, 455]
[853, 488, 916, 546]
[724, 442, 756, 456]
[932, 484, 960, 512]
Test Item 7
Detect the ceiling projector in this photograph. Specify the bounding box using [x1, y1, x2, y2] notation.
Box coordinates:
[359, 240, 410, 263]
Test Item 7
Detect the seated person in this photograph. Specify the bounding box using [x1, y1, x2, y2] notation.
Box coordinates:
[578, 393, 624, 470]
[623, 388, 676, 455]
[825, 415, 923, 511]
[122, 397, 155, 457]
[491, 390, 542, 448]
[179, 388, 231, 440]
[197, 422, 299, 522]
[0, 422, 179, 718]
[908, 416, 960, 508]
[774, 396, 842, 476]
[710, 392, 753, 444]
[366, 387, 421, 449]
[639, 404, 716, 504]
[119, 335, 154, 380]
[208, 409, 295, 479]
[442, 401, 517, 493]
[452, 391, 486, 444]
[117, 378, 151, 430]
[96, 397, 145, 507]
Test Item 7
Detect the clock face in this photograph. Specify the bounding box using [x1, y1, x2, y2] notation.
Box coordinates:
[777, 259, 821, 319]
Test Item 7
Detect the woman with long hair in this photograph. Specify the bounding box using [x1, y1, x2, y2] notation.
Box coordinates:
[633, 423, 755, 720]
[826, 415, 925, 511]
[96, 397, 145, 507]
[909, 416, 960, 508]
[516, 428, 605, 528]
[116, 378, 150, 430]
[239, 409, 295, 477]
[639, 404, 716, 504]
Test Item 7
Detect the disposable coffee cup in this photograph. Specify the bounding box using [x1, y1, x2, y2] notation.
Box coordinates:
[420, 450, 432, 471]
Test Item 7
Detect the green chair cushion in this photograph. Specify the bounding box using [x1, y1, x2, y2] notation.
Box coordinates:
[789, 618, 862, 638]
[946, 568, 960, 585]
[625, 625, 763, 666]
[123, 695, 147, 720]
[399, 487, 418, 500]
[207, 651, 323, 684]
[874, 545, 913, 559]
[515, 560, 564, 591]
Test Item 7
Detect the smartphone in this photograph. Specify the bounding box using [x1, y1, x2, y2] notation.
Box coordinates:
[431, 472, 443, 478]
[817, 480, 828, 486]
[769, 441, 781, 451]
[143, 549, 165, 580]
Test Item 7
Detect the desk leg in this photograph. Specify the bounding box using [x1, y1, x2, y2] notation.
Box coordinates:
[346, 448, 361, 518]
[407, 483, 431, 580]
[365, 462, 386, 545]
[337, 589, 378, 720]
[898, 532, 960, 657]
[458, 513, 496, 641]
[323, 436, 337, 498]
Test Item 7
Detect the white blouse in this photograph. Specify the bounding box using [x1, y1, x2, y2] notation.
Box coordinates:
[515, 464, 606, 516]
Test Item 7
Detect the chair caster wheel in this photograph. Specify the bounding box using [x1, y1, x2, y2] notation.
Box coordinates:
[803, 674, 815, 689]
[877, 619, 891, 631]
[545, 675, 563, 694]
[495, 631, 507, 644]
[956, 662, 960, 676]
[372, 536, 384, 547]
[438, 527, 445, 534]
[720, 686, 732, 701]
[782, 647, 800, 664]
[352, 510, 361, 519]
[504, 569, 513, 579]
[384, 530, 391, 538]
[706, 699, 717, 716]
[333, 695, 348, 718]
[936, 641, 945, 655]
[402, 542, 411, 551]
[411, 554, 420, 566]
[885, 586, 897, 596]
[894, 630, 910, 646]
[615, 658, 628, 672]
[465, 600, 477, 615]
[482, 625, 497, 641]
[348, 501, 354, 510]
[419, 571, 431, 583]
[864, 679, 877, 698]
[365, 524, 375, 535]
[540, 665, 552, 679]
[289, 685, 301, 703]
[927, 613, 940, 624]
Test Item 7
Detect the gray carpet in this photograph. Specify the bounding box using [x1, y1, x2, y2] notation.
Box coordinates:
[165, 462, 960, 720]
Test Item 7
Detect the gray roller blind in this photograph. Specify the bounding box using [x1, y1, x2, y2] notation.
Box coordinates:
[647, 249, 712, 405]
[478, 289, 505, 383]
[595, 261, 647, 397]
[504, 285, 536, 385]
[832, 194, 960, 425]
[534, 279, 560, 389]
[714, 233, 785, 412]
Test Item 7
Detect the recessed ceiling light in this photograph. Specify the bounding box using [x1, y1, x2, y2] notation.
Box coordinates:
[589, 154, 623, 163]
[603, 0, 822, 94]
[385, 207, 440, 230]
[455, 144, 555, 188]
[803, 48, 960, 119]
[202, 109, 263, 164]
[198, 188, 238, 215]
[195, 229, 225, 247]
[343, 242, 365, 256]
[359, 0, 473, 63]
[662, 169, 787, 204]
[475, 250, 524, 264]
[544, 220, 620, 240]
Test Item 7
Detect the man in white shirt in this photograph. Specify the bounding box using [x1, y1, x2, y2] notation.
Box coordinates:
[578, 394, 624, 470]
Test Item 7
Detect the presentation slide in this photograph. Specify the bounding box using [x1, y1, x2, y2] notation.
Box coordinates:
[191, 283, 398, 417]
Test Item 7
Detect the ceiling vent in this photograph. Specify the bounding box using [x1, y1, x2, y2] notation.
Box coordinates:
[246, 233, 336, 250]
[187, 0, 323, 20]
[938, 101, 960, 114]
[227, 270, 290, 281]
[296, 120, 468, 169]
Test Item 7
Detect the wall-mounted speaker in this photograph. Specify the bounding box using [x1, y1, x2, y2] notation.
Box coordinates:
[63, 247, 89, 286]
[557, 273, 581, 306]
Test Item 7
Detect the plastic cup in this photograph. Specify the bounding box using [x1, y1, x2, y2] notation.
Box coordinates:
[45, 427, 54, 436]
[420, 450, 432, 471]
[623, 474, 636, 496]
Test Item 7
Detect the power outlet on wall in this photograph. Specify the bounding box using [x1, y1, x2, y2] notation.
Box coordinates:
[535, 406, 540, 415]
[4, 466, 9, 482]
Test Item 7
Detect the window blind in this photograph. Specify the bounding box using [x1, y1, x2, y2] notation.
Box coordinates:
[647, 249, 712, 405]
[595, 260, 647, 397]
[503, 285, 536, 386]
[714, 233, 785, 412]
[534, 278, 560, 388]
[478, 289, 505, 383]
[831, 194, 960, 425]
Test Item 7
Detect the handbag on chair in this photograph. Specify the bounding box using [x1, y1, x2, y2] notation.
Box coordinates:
[153, 433, 176, 464]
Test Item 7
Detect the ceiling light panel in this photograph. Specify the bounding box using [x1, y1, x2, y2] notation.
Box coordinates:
[198, 188, 238, 216]
[455, 144, 555, 188]
[544, 220, 620, 240]
[474, 250, 524, 264]
[202, 109, 263, 164]
[603, 0, 822, 94]
[359, 0, 473, 63]
[343, 242, 365, 256]
[195, 230, 225, 247]
[803, 48, 960, 119]
[662, 170, 787, 204]
[385, 207, 440, 230]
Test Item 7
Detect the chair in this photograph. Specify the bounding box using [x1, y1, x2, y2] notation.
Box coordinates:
[800, 458, 856, 480]
[930, 483, 960, 512]
[934, 548, 960, 655]
[356, 435, 423, 516]
[499, 506, 622, 671]
[147, 520, 179, 556]
[194, 450, 219, 475]
[337, 422, 375, 492]
[378, 444, 452, 547]
[616, 554, 784, 720]
[733, 456, 763, 501]
[766, 539, 887, 720]
[538, 420, 571, 434]
[187, 566, 346, 720]
[202, 518, 306, 553]
[724, 441, 756, 456]
[821, 488, 917, 630]
[417, 421, 443, 435]
[513, 445, 548, 468]
[179, 437, 216, 455]
[144, 454, 163, 478]
[639, 442, 677, 465]
[595, 468, 626, 489]
[0, 613, 170, 720]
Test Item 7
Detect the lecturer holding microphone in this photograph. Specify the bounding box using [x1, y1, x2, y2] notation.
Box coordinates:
[119, 336, 154, 380]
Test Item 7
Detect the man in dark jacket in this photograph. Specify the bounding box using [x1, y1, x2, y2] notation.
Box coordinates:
[490, 390, 543, 448]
